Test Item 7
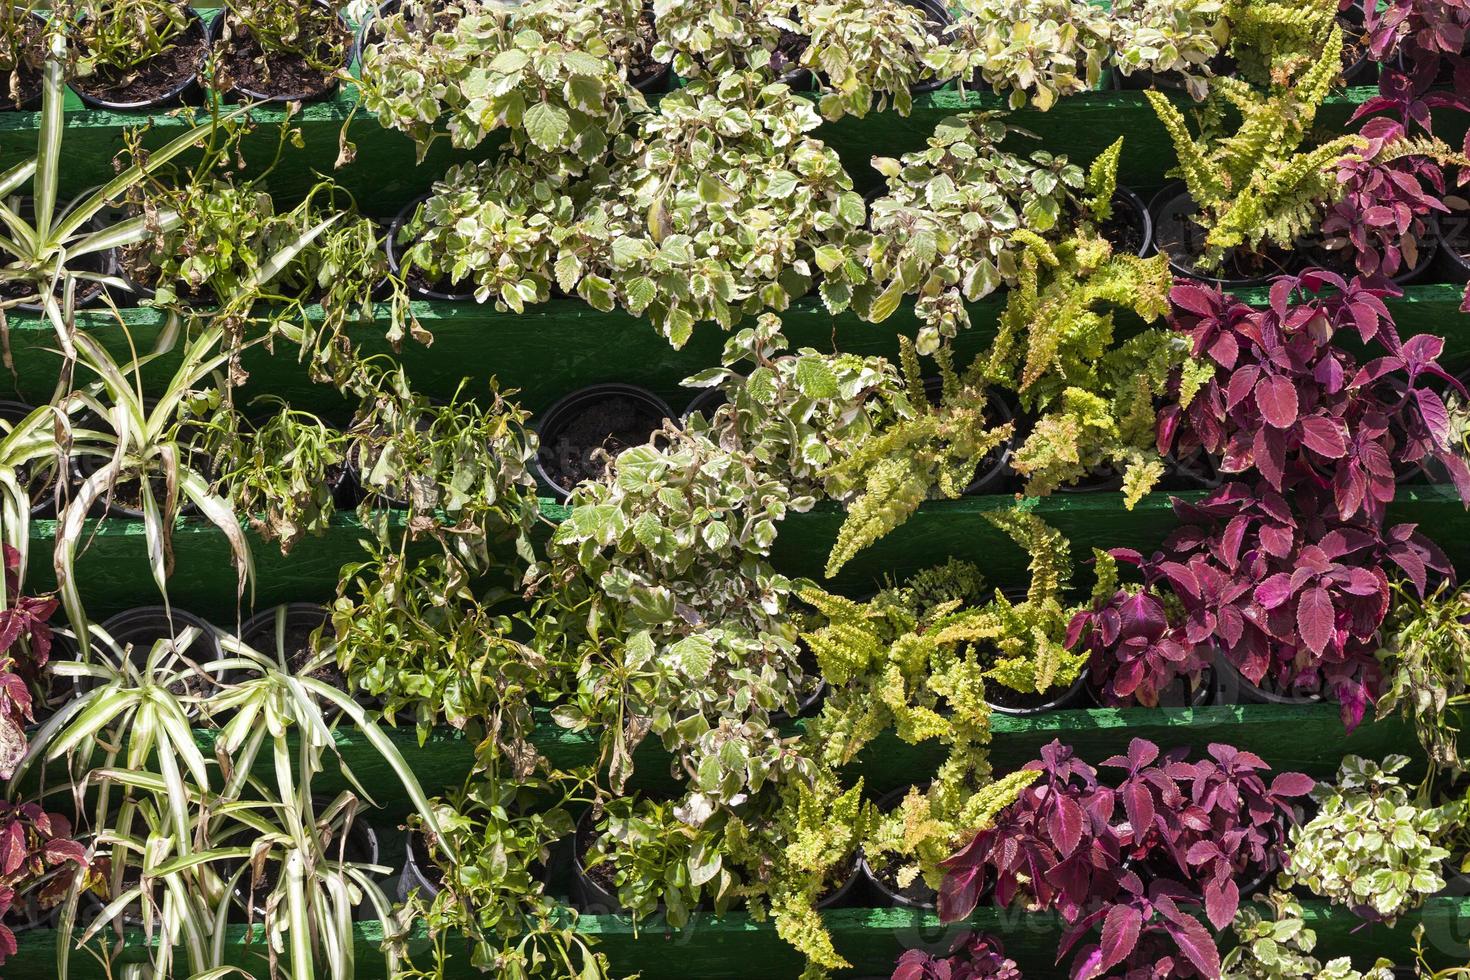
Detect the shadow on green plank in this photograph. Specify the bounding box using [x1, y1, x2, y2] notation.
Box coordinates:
[20, 484, 1468, 621]
[10, 895, 1470, 979]
[0, 71, 1397, 211]
[1, 284, 1466, 423]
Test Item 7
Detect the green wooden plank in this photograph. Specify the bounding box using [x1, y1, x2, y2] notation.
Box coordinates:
[200, 702, 1418, 816]
[21, 484, 1468, 619]
[2, 284, 1466, 423]
[10, 896, 1470, 979]
[0, 73, 1425, 212]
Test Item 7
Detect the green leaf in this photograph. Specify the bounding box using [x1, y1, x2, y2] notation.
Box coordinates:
[523, 102, 571, 152]
[670, 635, 714, 680]
[795, 358, 838, 399]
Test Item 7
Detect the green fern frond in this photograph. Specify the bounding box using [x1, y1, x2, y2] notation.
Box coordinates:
[1086, 137, 1124, 222]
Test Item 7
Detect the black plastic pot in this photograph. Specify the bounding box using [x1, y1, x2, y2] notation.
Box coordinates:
[241, 602, 328, 666]
[71, 6, 209, 111]
[1, 199, 116, 314]
[921, 378, 1014, 496]
[905, 0, 954, 94]
[5, 892, 60, 934]
[1433, 210, 1470, 286]
[987, 668, 1088, 716]
[815, 854, 864, 910]
[1162, 445, 1223, 492]
[1149, 181, 1300, 288]
[771, 675, 827, 725]
[230, 806, 381, 920]
[629, 5, 672, 94]
[1106, 185, 1155, 259]
[860, 786, 939, 910]
[681, 386, 728, 423]
[1087, 660, 1218, 709]
[396, 827, 444, 902]
[571, 809, 627, 916]
[1216, 659, 1324, 707]
[1057, 462, 1125, 494]
[386, 195, 478, 302]
[210, 1, 353, 104]
[1108, 51, 1235, 94]
[533, 384, 675, 501]
[101, 606, 222, 680]
[1338, 0, 1375, 87]
[1304, 216, 1440, 288]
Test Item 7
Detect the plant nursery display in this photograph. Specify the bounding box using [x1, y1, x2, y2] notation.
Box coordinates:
[5, 1, 1470, 979]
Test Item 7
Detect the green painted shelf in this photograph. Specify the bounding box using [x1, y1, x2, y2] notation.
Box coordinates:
[9, 896, 1470, 978]
[0, 58, 1436, 212]
[2, 284, 1467, 424]
[186, 703, 1420, 811]
[21, 483, 1467, 621]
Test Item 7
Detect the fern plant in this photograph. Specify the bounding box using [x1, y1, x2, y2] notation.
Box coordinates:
[1147, 23, 1365, 267]
[797, 564, 1041, 904]
[821, 339, 1013, 578]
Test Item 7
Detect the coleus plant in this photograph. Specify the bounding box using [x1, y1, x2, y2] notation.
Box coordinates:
[1099, 738, 1311, 930]
[0, 544, 56, 779]
[0, 802, 89, 963]
[939, 0, 1112, 110]
[1066, 550, 1217, 707]
[1154, 478, 1450, 725]
[1363, 0, 1470, 91]
[1160, 272, 1470, 523]
[941, 739, 1307, 977]
[892, 931, 1023, 980]
[938, 739, 1120, 926]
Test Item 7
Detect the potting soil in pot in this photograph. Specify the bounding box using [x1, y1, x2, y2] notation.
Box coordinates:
[540, 395, 665, 490]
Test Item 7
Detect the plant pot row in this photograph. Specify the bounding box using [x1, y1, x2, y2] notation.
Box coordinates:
[30, 602, 345, 723]
[384, 182, 1157, 307]
[1149, 180, 1470, 290]
[3, 2, 353, 111]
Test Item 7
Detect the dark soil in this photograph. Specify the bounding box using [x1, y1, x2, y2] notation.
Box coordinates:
[1337, 8, 1371, 80]
[0, 245, 110, 307]
[627, 7, 666, 91]
[245, 617, 349, 690]
[1095, 664, 1214, 708]
[1100, 191, 1146, 256]
[232, 821, 375, 919]
[216, 11, 350, 101]
[403, 260, 470, 300]
[770, 28, 810, 82]
[576, 825, 621, 906]
[1, 18, 44, 109]
[538, 395, 665, 491]
[1160, 445, 1222, 491]
[1155, 199, 1297, 283]
[71, 10, 206, 106]
[872, 858, 936, 907]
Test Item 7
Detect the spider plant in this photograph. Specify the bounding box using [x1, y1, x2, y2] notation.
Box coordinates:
[0, 395, 103, 598]
[0, 28, 249, 359]
[53, 326, 254, 642]
[21, 615, 442, 979]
